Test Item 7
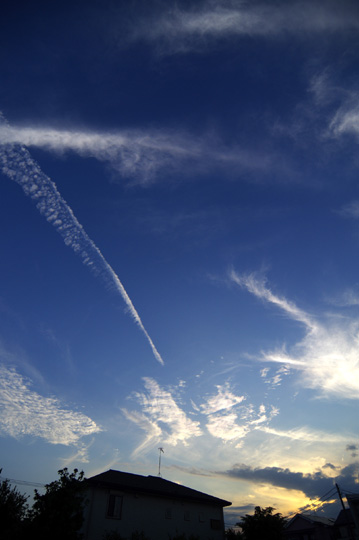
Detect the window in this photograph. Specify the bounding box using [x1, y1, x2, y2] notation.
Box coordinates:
[198, 512, 205, 523]
[210, 519, 222, 530]
[107, 494, 123, 519]
[184, 510, 190, 521]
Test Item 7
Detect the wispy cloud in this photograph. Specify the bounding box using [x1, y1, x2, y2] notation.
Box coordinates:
[199, 384, 278, 446]
[258, 426, 348, 444]
[129, 1, 359, 54]
[0, 121, 286, 185]
[124, 379, 280, 455]
[122, 378, 202, 457]
[0, 117, 164, 365]
[230, 270, 359, 399]
[337, 200, 359, 220]
[330, 103, 359, 139]
[326, 286, 359, 308]
[200, 383, 245, 414]
[0, 364, 100, 445]
[230, 269, 317, 331]
[206, 412, 250, 444]
[308, 72, 359, 142]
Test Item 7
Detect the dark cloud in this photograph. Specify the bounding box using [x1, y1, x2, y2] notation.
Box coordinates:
[221, 462, 359, 500]
[323, 463, 339, 470]
[346, 444, 359, 451]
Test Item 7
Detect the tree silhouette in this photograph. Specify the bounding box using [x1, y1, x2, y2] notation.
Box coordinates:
[237, 506, 286, 540]
[0, 469, 28, 540]
[29, 468, 87, 540]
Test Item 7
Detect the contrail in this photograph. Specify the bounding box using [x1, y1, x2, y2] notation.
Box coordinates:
[0, 119, 164, 366]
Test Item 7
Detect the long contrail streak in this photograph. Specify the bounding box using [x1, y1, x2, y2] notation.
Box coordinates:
[0, 124, 164, 365]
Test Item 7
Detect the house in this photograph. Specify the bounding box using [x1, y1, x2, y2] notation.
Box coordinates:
[347, 495, 359, 540]
[283, 514, 335, 540]
[333, 508, 357, 540]
[82, 469, 232, 540]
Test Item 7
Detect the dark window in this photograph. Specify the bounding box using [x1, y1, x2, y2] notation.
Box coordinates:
[198, 512, 205, 522]
[107, 494, 123, 519]
[184, 511, 190, 521]
[165, 508, 172, 520]
[210, 519, 222, 530]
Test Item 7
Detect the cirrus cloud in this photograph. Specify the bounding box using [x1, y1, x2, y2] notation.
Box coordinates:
[0, 364, 101, 445]
[230, 269, 359, 399]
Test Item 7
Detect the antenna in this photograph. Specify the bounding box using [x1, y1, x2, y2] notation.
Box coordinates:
[158, 447, 164, 477]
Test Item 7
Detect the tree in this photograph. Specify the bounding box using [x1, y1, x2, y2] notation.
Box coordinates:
[0, 469, 28, 540]
[29, 468, 87, 540]
[225, 527, 243, 539]
[237, 506, 286, 540]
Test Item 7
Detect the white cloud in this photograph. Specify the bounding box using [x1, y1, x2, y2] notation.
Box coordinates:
[121, 409, 162, 457]
[330, 105, 359, 138]
[259, 425, 349, 444]
[0, 122, 285, 185]
[123, 378, 202, 456]
[200, 383, 245, 414]
[0, 117, 164, 365]
[206, 413, 250, 442]
[199, 384, 278, 445]
[230, 269, 317, 331]
[231, 270, 359, 399]
[0, 364, 101, 445]
[124, 378, 280, 454]
[129, 1, 359, 54]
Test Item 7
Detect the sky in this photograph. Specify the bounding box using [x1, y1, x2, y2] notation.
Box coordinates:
[1, 0, 359, 526]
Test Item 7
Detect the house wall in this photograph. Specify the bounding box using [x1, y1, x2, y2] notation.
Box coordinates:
[83, 486, 225, 540]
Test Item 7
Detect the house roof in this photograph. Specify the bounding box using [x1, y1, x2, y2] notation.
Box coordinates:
[285, 514, 335, 529]
[87, 469, 231, 508]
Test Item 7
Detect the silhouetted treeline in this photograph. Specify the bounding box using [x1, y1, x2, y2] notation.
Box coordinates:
[0, 467, 86, 540]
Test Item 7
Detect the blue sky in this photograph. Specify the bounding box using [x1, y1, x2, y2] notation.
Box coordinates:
[1, 0, 359, 524]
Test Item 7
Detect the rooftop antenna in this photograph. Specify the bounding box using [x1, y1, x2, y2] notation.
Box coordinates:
[158, 447, 164, 477]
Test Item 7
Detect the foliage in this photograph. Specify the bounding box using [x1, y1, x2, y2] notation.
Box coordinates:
[131, 531, 151, 540]
[29, 467, 87, 540]
[0, 469, 28, 540]
[103, 531, 150, 540]
[169, 534, 200, 540]
[102, 532, 125, 540]
[225, 527, 243, 539]
[237, 506, 286, 540]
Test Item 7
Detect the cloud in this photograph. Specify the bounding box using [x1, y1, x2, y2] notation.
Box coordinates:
[258, 426, 348, 444]
[122, 378, 202, 456]
[222, 462, 359, 500]
[0, 121, 287, 185]
[129, 1, 359, 54]
[230, 269, 317, 331]
[0, 364, 101, 445]
[327, 286, 359, 308]
[337, 201, 359, 220]
[199, 384, 278, 445]
[346, 444, 359, 458]
[346, 444, 359, 451]
[200, 383, 245, 414]
[230, 270, 359, 399]
[309, 72, 359, 142]
[330, 103, 359, 139]
[0, 116, 164, 365]
[261, 366, 290, 388]
[206, 412, 250, 443]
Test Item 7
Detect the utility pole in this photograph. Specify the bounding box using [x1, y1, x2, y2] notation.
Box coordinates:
[158, 447, 164, 477]
[336, 483, 355, 540]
